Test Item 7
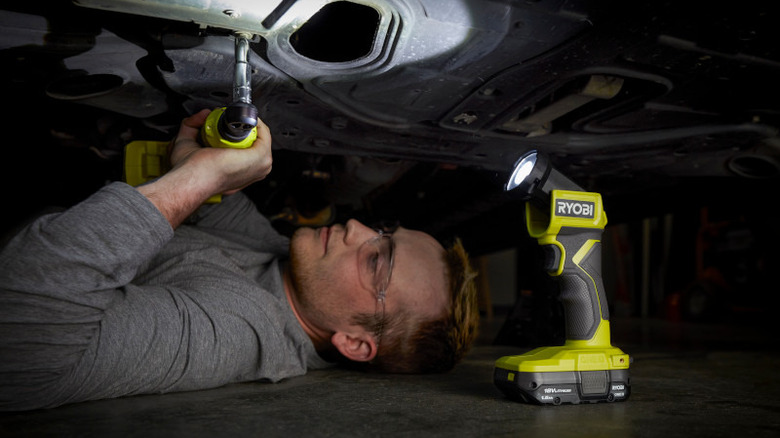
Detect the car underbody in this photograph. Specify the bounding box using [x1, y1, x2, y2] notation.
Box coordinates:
[1, 1, 778, 323]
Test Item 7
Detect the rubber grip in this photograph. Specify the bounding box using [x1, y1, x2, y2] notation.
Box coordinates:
[556, 229, 609, 341]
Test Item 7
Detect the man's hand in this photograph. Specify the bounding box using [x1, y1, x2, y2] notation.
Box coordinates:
[137, 109, 273, 228]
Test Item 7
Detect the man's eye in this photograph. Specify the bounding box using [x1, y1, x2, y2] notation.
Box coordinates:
[367, 252, 379, 274]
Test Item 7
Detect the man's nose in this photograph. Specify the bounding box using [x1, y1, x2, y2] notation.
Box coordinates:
[344, 219, 378, 245]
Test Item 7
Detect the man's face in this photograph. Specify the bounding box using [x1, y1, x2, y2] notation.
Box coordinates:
[288, 219, 449, 337]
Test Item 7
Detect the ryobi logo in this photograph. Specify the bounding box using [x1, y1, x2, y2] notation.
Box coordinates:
[556, 200, 595, 218]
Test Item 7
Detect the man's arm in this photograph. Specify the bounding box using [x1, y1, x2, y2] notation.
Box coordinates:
[0, 109, 273, 293]
[137, 109, 273, 228]
[0, 110, 275, 411]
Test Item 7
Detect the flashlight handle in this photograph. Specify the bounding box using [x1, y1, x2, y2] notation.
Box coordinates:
[550, 229, 610, 342]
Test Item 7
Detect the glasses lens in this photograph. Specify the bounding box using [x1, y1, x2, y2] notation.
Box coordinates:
[358, 234, 394, 299]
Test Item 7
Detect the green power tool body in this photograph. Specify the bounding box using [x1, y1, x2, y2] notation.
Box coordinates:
[494, 151, 631, 405]
[124, 32, 258, 202]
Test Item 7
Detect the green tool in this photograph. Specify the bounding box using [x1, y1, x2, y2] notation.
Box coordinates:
[494, 150, 631, 405]
[124, 32, 258, 203]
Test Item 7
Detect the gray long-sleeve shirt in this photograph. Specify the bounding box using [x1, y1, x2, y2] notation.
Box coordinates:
[0, 182, 329, 411]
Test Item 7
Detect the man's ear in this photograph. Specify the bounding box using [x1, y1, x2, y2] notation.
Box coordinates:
[331, 331, 378, 362]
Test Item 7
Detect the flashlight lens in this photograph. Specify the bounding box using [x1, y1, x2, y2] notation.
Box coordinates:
[506, 152, 537, 191]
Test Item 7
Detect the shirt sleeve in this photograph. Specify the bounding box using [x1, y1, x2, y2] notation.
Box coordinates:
[0, 181, 173, 316]
[0, 182, 176, 410]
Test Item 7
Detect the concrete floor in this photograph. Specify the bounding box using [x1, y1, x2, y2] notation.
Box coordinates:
[1, 317, 779, 438]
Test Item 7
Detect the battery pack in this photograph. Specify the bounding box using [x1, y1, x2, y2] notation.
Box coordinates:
[493, 368, 630, 405]
[123, 139, 222, 203]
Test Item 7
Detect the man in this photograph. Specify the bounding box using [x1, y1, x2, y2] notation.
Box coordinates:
[0, 110, 479, 411]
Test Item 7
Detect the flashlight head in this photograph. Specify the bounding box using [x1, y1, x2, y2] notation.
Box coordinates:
[505, 150, 548, 195]
[504, 150, 583, 202]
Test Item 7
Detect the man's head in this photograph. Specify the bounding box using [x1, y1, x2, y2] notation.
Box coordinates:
[285, 219, 479, 373]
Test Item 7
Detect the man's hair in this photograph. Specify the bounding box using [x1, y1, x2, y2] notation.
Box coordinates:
[352, 237, 479, 373]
